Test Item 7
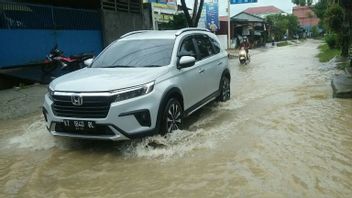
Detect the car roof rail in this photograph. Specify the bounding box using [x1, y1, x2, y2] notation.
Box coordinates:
[120, 30, 150, 38]
[175, 28, 210, 36]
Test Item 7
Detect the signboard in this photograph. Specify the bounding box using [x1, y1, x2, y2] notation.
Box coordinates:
[205, 0, 219, 32]
[231, 0, 257, 4]
[151, 2, 177, 29]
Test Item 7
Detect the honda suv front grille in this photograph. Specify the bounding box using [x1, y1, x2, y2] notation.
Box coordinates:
[52, 95, 114, 118]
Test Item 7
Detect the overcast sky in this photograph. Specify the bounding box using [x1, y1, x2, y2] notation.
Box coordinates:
[220, 0, 296, 16]
[180, 0, 302, 16]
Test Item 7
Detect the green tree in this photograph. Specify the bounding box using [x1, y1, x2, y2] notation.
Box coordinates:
[315, 0, 351, 57]
[287, 15, 300, 37]
[313, 0, 328, 29]
[311, 25, 319, 38]
[292, 0, 313, 6]
[180, 0, 204, 27]
[324, 4, 344, 32]
[266, 14, 299, 41]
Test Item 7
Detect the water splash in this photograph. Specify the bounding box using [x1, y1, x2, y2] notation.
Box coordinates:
[8, 119, 56, 151]
[121, 129, 216, 159]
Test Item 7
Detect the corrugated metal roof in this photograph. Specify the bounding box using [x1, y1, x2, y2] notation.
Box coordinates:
[231, 12, 265, 23]
[243, 6, 283, 15]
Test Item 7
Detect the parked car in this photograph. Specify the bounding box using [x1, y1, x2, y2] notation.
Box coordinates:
[43, 28, 231, 141]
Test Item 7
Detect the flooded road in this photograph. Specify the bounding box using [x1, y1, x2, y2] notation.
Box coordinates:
[1, 40, 352, 197]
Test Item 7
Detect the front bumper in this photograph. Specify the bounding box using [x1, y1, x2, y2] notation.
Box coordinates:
[43, 90, 160, 141]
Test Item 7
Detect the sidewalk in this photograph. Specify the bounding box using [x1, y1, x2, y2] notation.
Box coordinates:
[331, 58, 352, 98]
[0, 84, 47, 120]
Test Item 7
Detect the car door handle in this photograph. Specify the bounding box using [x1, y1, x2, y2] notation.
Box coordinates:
[217, 62, 223, 66]
[199, 69, 205, 73]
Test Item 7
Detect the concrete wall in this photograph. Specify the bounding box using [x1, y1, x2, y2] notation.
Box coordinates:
[101, 8, 152, 46]
[217, 35, 228, 49]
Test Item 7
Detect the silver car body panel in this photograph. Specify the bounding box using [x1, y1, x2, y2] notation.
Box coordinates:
[43, 28, 230, 141]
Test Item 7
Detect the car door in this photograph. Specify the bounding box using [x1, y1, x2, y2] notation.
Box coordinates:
[193, 34, 222, 99]
[176, 35, 204, 110]
[208, 36, 227, 94]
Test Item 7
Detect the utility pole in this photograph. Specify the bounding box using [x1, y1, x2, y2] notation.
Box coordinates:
[227, 0, 231, 49]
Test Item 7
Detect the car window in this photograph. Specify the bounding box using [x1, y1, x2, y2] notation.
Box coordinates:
[91, 39, 174, 68]
[210, 37, 221, 54]
[194, 35, 215, 60]
[178, 36, 197, 58]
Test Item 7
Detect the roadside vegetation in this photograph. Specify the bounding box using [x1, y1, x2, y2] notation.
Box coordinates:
[311, 0, 351, 58]
[316, 43, 340, 62]
[265, 14, 300, 41]
[292, 0, 351, 64]
[337, 61, 350, 70]
[277, 41, 292, 47]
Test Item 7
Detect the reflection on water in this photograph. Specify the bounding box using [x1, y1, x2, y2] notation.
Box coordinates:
[0, 40, 351, 197]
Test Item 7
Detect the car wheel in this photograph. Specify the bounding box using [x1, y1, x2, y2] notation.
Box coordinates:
[218, 75, 230, 102]
[160, 98, 183, 135]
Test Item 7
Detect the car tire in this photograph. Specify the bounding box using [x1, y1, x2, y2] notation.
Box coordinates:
[218, 75, 230, 102]
[160, 97, 183, 135]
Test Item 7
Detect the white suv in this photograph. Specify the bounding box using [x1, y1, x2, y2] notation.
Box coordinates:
[43, 28, 231, 141]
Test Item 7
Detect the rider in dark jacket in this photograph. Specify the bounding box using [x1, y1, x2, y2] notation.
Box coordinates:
[241, 37, 250, 59]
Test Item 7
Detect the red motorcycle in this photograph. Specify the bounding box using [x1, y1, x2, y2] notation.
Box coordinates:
[42, 45, 94, 73]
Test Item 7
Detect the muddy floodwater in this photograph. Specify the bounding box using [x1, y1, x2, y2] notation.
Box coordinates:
[1, 40, 352, 197]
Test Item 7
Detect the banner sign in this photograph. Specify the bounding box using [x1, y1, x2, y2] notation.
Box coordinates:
[205, 0, 219, 32]
[230, 0, 257, 4]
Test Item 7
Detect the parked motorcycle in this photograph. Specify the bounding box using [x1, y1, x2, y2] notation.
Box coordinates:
[42, 45, 94, 73]
[239, 47, 250, 65]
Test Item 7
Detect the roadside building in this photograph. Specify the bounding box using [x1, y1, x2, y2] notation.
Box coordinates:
[292, 6, 320, 36]
[0, 0, 153, 69]
[243, 5, 284, 18]
[217, 12, 267, 49]
[0, 0, 154, 88]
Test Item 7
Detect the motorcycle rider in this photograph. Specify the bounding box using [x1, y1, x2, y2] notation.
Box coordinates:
[241, 37, 250, 59]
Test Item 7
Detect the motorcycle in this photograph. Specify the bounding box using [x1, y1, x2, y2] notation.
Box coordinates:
[42, 45, 94, 73]
[238, 47, 250, 65]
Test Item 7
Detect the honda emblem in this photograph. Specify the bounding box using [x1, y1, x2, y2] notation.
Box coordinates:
[71, 95, 83, 106]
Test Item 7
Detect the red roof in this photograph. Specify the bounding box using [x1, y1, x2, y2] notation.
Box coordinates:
[292, 6, 320, 26]
[293, 6, 314, 18]
[243, 6, 283, 15]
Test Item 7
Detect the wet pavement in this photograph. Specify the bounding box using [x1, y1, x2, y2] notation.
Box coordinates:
[1, 40, 352, 197]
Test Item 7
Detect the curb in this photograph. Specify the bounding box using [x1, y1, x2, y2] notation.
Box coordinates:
[345, 66, 352, 77]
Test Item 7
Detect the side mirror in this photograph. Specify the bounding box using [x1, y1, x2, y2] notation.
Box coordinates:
[178, 56, 195, 69]
[83, 58, 94, 67]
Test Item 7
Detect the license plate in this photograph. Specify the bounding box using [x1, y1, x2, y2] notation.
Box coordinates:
[62, 120, 95, 130]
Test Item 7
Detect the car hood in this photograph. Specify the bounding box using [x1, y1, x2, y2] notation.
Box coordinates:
[50, 67, 169, 92]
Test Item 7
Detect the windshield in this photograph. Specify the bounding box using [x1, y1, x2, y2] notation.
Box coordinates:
[91, 39, 174, 68]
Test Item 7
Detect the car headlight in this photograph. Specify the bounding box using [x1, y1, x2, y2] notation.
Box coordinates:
[113, 81, 154, 102]
[48, 87, 54, 100]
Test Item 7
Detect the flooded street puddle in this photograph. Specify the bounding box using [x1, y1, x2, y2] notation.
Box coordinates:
[1, 40, 351, 197]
